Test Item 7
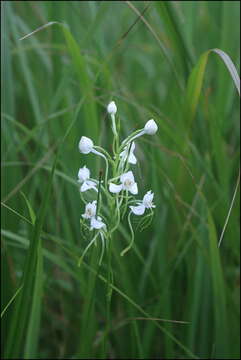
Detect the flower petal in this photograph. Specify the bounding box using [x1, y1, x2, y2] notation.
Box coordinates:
[80, 180, 97, 192]
[144, 119, 158, 135]
[88, 180, 98, 191]
[128, 152, 137, 164]
[130, 204, 145, 215]
[107, 101, 117, 115]
[80, 181, 91, 192]
[120, 143, 136, 164]
[119, 149, 126, 160]
[78, 166, 90, 182]
[130, 142, 135, 152]
[143, 191, 153, 204]
[82, 201, 97, 218]
[90, 217, 106, 230]
[120, 171, 134, 184]
[109, 183, 122, 193]
[78, 136, 94, 154]
[86, 180, 97, 187]
[129, 182, 138, 195]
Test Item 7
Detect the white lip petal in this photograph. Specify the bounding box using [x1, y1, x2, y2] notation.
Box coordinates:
[130, 204, 145, 215]
[87, 180, 97, 187]
[109, 183, 123, 193]
[80, 182, 91, 192]
[90, 217, 106, 230]
[80, 181, 97, 192]
[129, 182, 138, 195]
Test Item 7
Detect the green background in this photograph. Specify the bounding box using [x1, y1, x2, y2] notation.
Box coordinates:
[1, 1, 240, 359]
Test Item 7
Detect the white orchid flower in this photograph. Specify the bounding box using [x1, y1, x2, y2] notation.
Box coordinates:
[77, 166, 97, 192]
[77, 166, 90, 182]
[81, 200, 106, 230]
[107, 101, 117, 115]
[130, 191, 155, 215]
[119, 142, 137, 165]
[90, 216, 106, 230]
[82, 200, 97, 219]
[109, 171, 138, 195]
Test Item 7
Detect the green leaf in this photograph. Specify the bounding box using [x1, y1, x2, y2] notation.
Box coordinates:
[207, 210, 229, 358]
[155, 1, 194, 76]
[20, 191, 36, 224]
[184, 48, 240, 130]
[4, 147, 58, 358]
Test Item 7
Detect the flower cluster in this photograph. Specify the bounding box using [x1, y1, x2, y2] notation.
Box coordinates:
[77, 101, 158, 264]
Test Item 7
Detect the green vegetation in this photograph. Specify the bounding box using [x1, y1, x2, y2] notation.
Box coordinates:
[1, 1, 240, 359]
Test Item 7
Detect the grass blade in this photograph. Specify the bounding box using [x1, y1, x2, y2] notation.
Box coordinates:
[184, 48, 240, 130]
[155, 1, 194, 76]
[4, 145, 58, 358]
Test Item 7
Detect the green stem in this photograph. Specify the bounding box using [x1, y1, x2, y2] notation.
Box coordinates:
[96, 171, 102, 219]
[92, 149, 109, 186]
[110, 195, 122, 234]
[94, 146, 113, 163]
[77, 240, 99, 357]
[121, 211, 134, 256]
[120, 129, 143, 151]
[102, 234, 113, 357]
[111, 114, 117, 137]
[78, 231, 100, 266]
[121, 190, 129, 219]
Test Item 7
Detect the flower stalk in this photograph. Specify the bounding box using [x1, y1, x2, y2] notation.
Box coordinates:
[77, 100, 158, 355]
[78, 101, 158, 261]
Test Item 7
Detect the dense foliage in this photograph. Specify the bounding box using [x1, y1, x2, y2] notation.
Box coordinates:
[1, 1, 240, 359]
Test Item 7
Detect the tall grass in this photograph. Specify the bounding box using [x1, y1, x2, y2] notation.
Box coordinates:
[1, 1, 240, 359]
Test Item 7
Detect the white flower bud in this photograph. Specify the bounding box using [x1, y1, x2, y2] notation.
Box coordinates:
[78, 136, 94, 154]
[107, 101, 117, 115]
[144, 119, 158, 135]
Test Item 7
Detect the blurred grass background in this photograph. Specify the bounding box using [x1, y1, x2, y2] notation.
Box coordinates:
[1, 1, 240, 359]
